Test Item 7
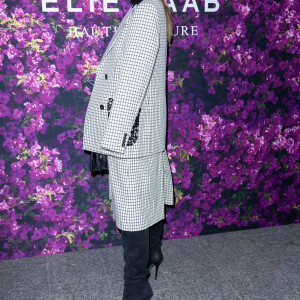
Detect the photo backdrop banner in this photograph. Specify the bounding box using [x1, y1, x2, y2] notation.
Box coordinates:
[0, 0, 299, 260]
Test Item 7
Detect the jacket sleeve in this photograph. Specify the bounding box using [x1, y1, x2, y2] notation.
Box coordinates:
[100, 3, 160, 155]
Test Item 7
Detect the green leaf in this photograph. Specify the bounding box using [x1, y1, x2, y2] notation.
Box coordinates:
[84, 96, 90, 103]
[1, 18, 11, 25]
[33, 20, 43, 26]
[65, 232, 74, 244]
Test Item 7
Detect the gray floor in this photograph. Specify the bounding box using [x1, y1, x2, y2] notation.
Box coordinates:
[0, 223, 299, 300]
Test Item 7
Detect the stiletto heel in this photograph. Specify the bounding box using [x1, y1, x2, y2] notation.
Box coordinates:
[154, 262, 160, 280]
[147, 254, 163, 280]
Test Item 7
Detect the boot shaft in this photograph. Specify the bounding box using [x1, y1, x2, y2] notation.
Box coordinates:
[120, 228, 153, 300]
[149, 219, 164, 251]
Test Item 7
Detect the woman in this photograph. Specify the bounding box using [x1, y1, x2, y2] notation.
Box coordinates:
[82, 0, 173, 298]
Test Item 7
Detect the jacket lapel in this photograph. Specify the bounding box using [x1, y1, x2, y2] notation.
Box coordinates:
[101, 5, 137, 62]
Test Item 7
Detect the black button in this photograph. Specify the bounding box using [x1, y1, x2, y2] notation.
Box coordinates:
[105, 74, 108, 80]
[109, 97, 113, 101]
[100, 104, 104, 110]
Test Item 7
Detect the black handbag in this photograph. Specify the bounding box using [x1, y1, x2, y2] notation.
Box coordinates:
[89, 152, 109, 177]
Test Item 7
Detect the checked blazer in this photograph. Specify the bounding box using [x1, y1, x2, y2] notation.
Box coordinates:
[82, 0, 168, 158]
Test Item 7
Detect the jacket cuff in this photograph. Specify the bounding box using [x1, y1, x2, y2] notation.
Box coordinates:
[101, 132, 130, 155]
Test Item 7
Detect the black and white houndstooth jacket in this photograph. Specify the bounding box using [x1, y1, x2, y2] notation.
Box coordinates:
[82, 0, 168, 158]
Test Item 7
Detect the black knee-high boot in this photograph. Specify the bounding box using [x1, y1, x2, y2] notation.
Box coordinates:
[120, 228, 153, 300]
[147, 219, 164, 280]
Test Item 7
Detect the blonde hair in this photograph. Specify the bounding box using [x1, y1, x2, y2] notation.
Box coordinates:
[159, 0, 173, 45]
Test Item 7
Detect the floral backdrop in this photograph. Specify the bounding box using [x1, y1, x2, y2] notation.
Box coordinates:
[0, 0, 299, 260]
